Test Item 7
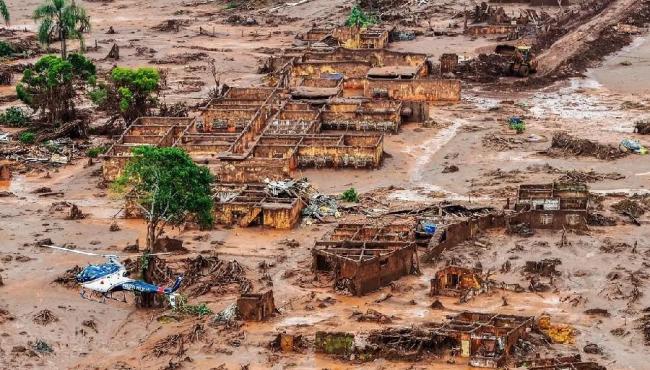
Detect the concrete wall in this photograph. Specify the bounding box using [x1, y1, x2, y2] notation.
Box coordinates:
[237, 290, 275, 321]
[290, 61, 372, 85]
[364, 79, 461, 102]
[211, 158, 291, 183]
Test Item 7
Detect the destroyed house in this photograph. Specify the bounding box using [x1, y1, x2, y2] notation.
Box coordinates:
[312, 221, 419, 295]
[102, 116, 194, 181]
[517, 355, 605, 370]
[298, 26, 392, 49]
[103, 86, 386, 184]
[363, 311, 533, 367]
[423, 205, 505, 259]
[514, 183, 589, 229]
[430, 266, 483, 297]
[214, 183, 304, 229]
[440, 312, 533, 367]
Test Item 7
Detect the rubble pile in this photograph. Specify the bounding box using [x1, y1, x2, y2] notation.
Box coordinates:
[49, 201, 85, 220]
[549, 132, 627, 160]
[151, 323, 205, 358]
[635, 119, 650, 135]
[32, 309, 59, 326]
[456, 53, 510, 82]
[558, 170, 624, 183]
[151, 19, 190, 32]
[611, 197, 648, 220]
[125, 254, 252, 297]
[52, 265, 83, 288]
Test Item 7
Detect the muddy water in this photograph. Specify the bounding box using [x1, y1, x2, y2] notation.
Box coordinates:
[589, 33, 650, 95]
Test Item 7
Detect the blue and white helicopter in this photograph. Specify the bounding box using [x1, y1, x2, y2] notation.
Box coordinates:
[44, 245, 183, 307]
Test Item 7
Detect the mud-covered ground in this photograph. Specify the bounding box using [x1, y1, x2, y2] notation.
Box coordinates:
[1, 0, 650, 369]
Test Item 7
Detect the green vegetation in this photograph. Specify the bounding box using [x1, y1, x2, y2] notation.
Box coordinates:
[19, 131, 36, 144]
[0, 107, 30, 127]
[174, 296, 213, 317]
[91, 67, 161, 124]
[225, 1, 239, 9]
[16, 54, 95, 124]
[33, 0, 91, 59]
[341, 187, 359, 202]
[86, 145, 107, 158]
[345, 5, 377, 28]
[508, 117, 526, 134]
[0, 41, 13, 57]
[0, 0, 9, 24]
[114, 146, 214, 250]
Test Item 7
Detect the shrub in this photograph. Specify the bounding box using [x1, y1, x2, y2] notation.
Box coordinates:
[19, 131, 36, 144]
[508, 117, 526, 134]
[173, 295, 213, 317]
[0, 106, 30, 127]
[345, 5, 377, 28]
[341, 187, 359, 202]
[0, 41, 14, 57]
[87, 145, 107, 158]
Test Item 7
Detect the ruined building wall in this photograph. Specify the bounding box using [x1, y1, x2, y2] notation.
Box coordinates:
[262, 202, 304, 229]
[353, 245, 416, 295]
[364, 79, 461, 102]
[290, 61, 371, 85]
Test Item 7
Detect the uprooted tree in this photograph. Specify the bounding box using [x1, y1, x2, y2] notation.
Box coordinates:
[16, 53, 96, 125]
[91, 66, 162, 124]
[114, 146, 214, 307]
[33, 0, 91, 59]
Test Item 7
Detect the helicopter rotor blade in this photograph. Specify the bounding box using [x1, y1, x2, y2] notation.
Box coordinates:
[40, 245, 103, 256]
[41, 245, 174, 258]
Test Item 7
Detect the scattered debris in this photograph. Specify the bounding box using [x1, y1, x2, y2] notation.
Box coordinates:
[33, 309, 59, 326]
[548, 132, 627, 160]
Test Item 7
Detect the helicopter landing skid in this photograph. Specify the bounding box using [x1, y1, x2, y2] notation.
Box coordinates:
[80, 289, 128, 304]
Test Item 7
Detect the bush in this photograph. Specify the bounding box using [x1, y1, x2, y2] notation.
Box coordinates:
[508, 117, 526, 134]
[345, 5, 377, 28]
[87, 145, 107, 158]
[19, 131, 36, 144]
[0, 106, 30, 127]
[341, 187, 359, 202]
[173, 295, 213, 317]
[0, 41, 14, 57]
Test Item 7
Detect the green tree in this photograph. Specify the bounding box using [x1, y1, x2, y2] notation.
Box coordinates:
[114, 146, 214, 251]
[33, 0, 91, 59]
[0, 0, 10, 24]
[91, 67, 161, 124]
[345, 5, 376, 28]
[16, 54, 95, 124]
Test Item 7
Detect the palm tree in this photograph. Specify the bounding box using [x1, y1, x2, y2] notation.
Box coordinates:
[0, 0, 10, 24]
[33, 0, 91, 59]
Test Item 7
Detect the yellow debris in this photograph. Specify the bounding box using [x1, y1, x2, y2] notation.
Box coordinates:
[537, 315, 576, 344]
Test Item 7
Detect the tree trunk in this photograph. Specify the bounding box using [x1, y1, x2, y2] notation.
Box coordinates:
[138, 253, 156, 308]
[138, 220, 158, 308]
[60, 28, 66, 59]
[146, 220, 156, 251]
